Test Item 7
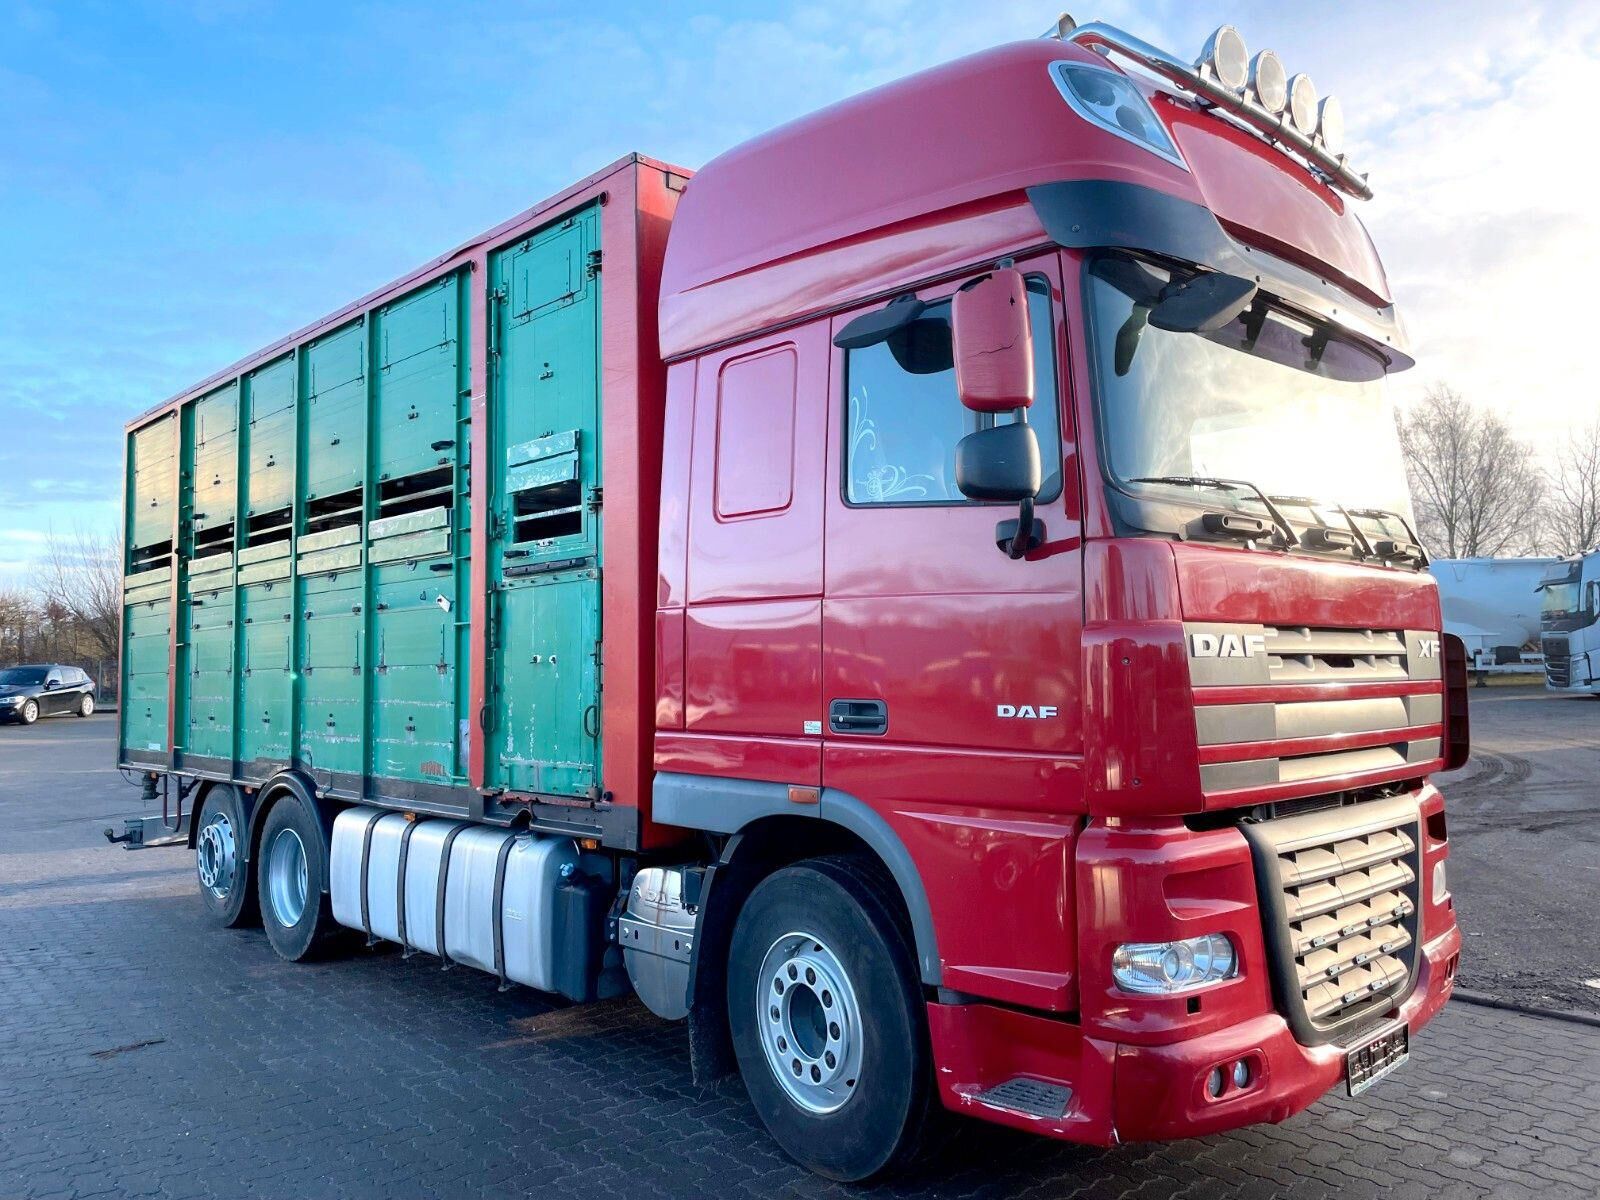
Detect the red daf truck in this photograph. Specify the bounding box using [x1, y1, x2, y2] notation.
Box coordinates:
[115, 17, 1468, 1181]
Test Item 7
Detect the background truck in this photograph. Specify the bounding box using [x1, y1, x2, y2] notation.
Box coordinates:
[116, 15, 1469, 1181]
[1538, 550, 1600, 692]
[1430, 557, 1555, 683]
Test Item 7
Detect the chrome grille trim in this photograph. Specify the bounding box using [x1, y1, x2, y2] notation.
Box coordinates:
[1188, 623, 1444, 793]
[1241, 793, 1423, 1045]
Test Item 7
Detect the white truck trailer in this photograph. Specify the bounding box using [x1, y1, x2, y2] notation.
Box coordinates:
[1430, 558, 1555, 684]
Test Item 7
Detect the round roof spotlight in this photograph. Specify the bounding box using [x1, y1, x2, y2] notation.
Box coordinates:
[1317, 94, 1346, 157]
[1199, 25, 1249, 92]
[1248, 50, 1287, 114]
[1288, 72, 1319, 136]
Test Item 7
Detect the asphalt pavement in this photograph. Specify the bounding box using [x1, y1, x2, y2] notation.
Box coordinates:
[1, 700, 1598, 1199]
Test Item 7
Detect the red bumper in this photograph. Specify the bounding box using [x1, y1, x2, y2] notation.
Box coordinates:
[928, 924, 1461, 1145]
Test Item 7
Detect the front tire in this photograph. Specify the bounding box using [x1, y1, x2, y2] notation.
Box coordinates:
[195, 786, 258, 928]
[77, 694, 94, 717]
[727, 856, 934, 1182]
[257, 791, 341, 962]
[18, 699, 38, 725]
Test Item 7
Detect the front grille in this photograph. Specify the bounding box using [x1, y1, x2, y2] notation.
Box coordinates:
[1241, 793, 1422, 1045]
[1188, 624, 1444, 795]
[1543, 636, 1572, 686]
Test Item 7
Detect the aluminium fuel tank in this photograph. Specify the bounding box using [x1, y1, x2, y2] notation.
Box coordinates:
[329, 806, 578, 994]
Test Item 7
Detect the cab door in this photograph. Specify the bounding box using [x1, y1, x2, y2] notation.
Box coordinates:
[820, 255, 1085, 1010]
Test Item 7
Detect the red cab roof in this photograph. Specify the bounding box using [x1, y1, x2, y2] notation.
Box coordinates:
[661, 38, 1390, 358]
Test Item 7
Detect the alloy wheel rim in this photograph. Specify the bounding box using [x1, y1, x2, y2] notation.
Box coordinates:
[756, 931, 864, 1114]
[266, 827, 309, 927]
[196, 812, 236, 899]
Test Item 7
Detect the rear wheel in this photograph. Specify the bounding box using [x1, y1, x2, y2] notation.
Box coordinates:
[257, 791, 341, 962]
[195, 786, 257, 928]
[18, 700, 37, 726]
[77, 694, 94, 717]
[727, 856, 934, 1182]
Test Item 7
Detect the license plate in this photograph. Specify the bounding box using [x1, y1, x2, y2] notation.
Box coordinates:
[1346, 1023, 1409, 1096]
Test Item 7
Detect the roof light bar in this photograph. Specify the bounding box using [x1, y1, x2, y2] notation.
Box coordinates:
[1050, 15, 1371, 200]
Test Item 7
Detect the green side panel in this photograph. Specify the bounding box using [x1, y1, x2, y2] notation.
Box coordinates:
[304, 323, 366, 501]
[122, 599, 171, 754]
[298, 571, 364, 779]
[484, 205, 602, 796]
[492, 569, 600, 797]
[184, 585, 235, 760]
[130, 416, 176, 550]
[193, 385, 239, 534]
[371, 559, 459, 785]
[238, 584, 293, 770]
[245, 358, 296, 519]
[374, 277, 460, 482]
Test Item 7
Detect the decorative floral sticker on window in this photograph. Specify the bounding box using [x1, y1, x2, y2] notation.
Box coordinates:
[848, 387, 939, 502]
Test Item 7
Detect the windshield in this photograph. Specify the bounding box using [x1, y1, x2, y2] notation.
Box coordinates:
[1087, 255, 1416, 543]
[1540, 563, 1588, 632]
[0, 667, 47, 686]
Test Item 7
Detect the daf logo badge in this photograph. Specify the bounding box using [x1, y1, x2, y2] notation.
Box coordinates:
[997, 704, 1059, 720]
[1190, 632, 1266, 659]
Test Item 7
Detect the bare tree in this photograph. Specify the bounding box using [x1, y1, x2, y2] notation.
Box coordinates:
[1544, 420, 1600, 557]
[31, 525, 122, 663]
[1397, 384, 1544, 558]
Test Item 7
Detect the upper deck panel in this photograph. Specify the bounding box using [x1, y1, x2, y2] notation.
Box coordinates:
[661, 38, 1391, 358]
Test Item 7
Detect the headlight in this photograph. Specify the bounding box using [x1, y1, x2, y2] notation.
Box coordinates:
[1113, 934, 1238, 994]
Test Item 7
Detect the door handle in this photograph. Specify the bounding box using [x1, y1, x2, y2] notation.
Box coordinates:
[828, 698, 887, 736]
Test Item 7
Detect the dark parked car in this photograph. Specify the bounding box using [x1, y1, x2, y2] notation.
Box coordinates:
[0, 665, 97, 725]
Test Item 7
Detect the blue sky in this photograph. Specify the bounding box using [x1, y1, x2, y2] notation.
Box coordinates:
[3, 0, 1596, 583]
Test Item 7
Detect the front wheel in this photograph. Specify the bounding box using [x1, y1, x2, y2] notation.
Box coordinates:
[727, 856, 934, 1182]
[18, 699, 38, 725]
[256, 791, 342, 962]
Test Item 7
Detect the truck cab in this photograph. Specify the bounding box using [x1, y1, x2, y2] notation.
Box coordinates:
[1540, 552, 1600, 691]
[652, 19, 1462, 1166]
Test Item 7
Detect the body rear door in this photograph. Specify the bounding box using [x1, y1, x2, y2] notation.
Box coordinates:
[484, 205, 604, 799]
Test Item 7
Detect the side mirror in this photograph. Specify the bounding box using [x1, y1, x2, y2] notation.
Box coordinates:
[955, 423, 1041, 502]
[952, 268, 1034, 413]
[46, 679, 61, 690]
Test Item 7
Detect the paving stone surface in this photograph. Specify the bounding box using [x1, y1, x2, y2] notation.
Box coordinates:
[2, 714, 1597, 1198]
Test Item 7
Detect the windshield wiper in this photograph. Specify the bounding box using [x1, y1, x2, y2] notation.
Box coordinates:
[1129, 475, 1297, 547]
[1345, 507, 1428, 566]
[1261, 494, 1373, 558]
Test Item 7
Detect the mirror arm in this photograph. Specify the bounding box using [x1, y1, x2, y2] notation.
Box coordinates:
[1005, 496, 1035, 559]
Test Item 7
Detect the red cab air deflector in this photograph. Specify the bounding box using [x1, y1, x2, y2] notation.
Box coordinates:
[952, 270, 1035, 412]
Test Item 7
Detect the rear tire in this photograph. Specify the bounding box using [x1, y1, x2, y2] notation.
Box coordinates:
[727, 856, 934, 1182]
[257, 791, 341, 962]
[195, 786, 258, 928]
[19, 700, 38, 726]
[77, 695, 94, 717]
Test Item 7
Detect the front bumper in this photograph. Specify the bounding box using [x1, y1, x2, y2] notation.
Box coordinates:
[928, 923, 1460, 1145]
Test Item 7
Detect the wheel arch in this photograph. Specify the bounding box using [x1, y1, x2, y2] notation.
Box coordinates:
[653, 773, 941, 1086]
[248, 770, 337, 894]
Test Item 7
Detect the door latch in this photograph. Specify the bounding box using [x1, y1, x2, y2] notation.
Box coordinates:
[828, 698, 888, 736]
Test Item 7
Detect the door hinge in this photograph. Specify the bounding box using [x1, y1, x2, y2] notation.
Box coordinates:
[587, 485, 604, 513]
[585, 249, 602, 279]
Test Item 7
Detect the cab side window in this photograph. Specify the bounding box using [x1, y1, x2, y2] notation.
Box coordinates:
[844, 276, 1062, 506]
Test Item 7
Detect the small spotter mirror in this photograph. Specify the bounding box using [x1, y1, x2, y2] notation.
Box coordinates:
[1148, 271, 1257, 334]
[833, 293, 926, 349]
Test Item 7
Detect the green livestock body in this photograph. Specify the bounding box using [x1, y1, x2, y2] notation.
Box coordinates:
[119, 200, 604, 812]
